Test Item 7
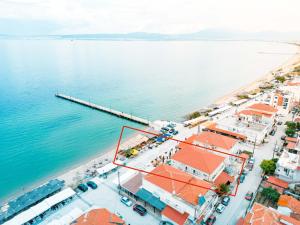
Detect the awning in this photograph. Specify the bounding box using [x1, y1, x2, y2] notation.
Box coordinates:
[4, 188, 76, 225]
[136, 188, 166, 211]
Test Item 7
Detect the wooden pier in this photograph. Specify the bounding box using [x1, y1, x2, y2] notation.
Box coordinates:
[55, 94, 150, 125]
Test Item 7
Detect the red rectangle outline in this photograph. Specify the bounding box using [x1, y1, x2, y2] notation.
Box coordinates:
[113, 125, 246, 197]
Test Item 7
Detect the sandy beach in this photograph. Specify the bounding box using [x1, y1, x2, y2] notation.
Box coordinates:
[4, 41, 300, 202]
[59, 43, 300, 189]
[214, 43, 300, 105]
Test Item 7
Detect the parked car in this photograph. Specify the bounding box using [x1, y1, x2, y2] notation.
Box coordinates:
[159, 221, 174, 225]
[173, 130, 179, 135]
[281, 135, 286, 141]
[206, 215, 216, 225]
[269, 130, 276, 136]
[248, 157, 255, 165]
[86, 181, 98, 189]
[215, 203, 226, 213]
[221, 196, 230, 206]
[133, 204, 147, 216]
[245, 191, 254, 201]
[239, 174, 246, 183]
[77, 184, 88, 192]
[120, 196, 133, 207]
[277, 121, 283, 125]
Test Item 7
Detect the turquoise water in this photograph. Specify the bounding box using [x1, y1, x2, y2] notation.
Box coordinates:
[0, 40, 296, 201]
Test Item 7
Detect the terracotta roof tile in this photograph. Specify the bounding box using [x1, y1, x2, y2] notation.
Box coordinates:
[183, 131, 237, 150]
[173, 144, 225, 175]
[278, 195, 300, 215]
[248, 103, 278, 113]
[161, 205, 189, 225]
[145, 164, 212, 205]
[74, 208, 125, 225]
[207, 123, 247, 140]
[238, 109, 273, 118]
[214, 171, 234, 187]
[267, 176, 289, 189]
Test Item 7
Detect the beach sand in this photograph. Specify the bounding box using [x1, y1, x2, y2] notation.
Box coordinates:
[5, 42, 300, 201]
[214, 44, 300, 105]
[60, 43, 300, 189]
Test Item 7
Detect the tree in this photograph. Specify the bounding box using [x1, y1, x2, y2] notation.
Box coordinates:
[261, 187, 280, 202]
[218, 183, 230, 195]
[260, 159, 276, 175]
[275, 76, 286, 83]
[285, 121, 297, 130]
[286, 128, 296, 137]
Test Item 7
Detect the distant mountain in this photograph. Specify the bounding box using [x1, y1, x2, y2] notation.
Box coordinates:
[1, 29, 300, 42]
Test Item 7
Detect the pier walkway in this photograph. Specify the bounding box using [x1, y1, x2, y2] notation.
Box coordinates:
[55, 94, 150, 125]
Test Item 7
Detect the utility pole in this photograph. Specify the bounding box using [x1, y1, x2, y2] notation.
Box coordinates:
[273, 140, 277, 159]
[117, 171, 121, 195]
[253, 135, 257, 155]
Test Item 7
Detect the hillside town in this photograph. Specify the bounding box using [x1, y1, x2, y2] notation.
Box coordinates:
[1, 71, 300, 225]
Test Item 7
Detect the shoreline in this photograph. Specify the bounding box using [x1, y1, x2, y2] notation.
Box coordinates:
[213, 43, 300, 105]
[2, 41, 300, 203]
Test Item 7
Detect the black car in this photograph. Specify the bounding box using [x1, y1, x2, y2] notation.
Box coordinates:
[133, 204, 147, 216]
[77, 183, 88, 192]
[159, 221, 174, 225]
[86, 181, 98, 189]
[206, 215, 216, 225]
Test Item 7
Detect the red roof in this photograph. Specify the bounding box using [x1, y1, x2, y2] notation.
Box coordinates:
[161, 205, 189, 225]
[267, 176, 289, 189]
[183, 131, 237, 150]
[286, 137, 297, 143]
[240, 153, 250, 160]
[242, 203, 300, 225]
[214, 171, 234, 187]
[74, 208, 125, 225]
[145, 164, 212, 205]
[172, 144, 225, 175]
[287, 141, 297, 149]
[278, 195, 300, 215]
[238, 109, 273, 118]
[248, 103, 278, 113]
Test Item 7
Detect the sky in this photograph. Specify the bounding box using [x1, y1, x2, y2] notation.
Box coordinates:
[0, 0, 299, 35]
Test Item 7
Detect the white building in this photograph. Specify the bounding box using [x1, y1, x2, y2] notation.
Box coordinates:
[142, 164, 219, 225]
[276, 150, 300, 182]
[171, 144, 225, 182]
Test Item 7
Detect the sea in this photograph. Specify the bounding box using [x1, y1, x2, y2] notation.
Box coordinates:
[0, 40, 297, 201]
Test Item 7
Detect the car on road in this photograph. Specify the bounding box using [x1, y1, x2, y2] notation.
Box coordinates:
[269, 130, 276, 136]
[249, 157, 255, 165]
[206, 215, 216, 225]
[215, 203, 226, 213]
[159, 221, 174, 225]
[239, 174, 246, 183]
[120, 196, 133, 207]
[221, 196, 230, 206]
[133, 204, 147, 216]
[277, 121, 283, 125]
[245, 191, 254, 201]
[77, 183, 88, 192]
[281, 135, 286, 141]
[86, 181, 98, 189]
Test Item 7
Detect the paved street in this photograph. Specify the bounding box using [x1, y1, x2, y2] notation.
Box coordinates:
[214, 116, 288, 225]
[42, 177, 160, 225]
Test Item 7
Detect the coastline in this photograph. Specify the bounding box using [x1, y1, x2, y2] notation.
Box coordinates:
[2, 41, 300, 203]
[214, 43, 300, 105]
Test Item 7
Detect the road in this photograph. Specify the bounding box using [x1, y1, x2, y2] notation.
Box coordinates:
[214, 116, 287, 225]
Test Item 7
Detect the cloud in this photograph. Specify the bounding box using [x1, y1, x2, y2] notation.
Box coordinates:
[0, 0, 299, 35]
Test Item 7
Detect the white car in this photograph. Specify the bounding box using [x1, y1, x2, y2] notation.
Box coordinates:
[216, 203, 226, 213]
[120, 196, 133, 207]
